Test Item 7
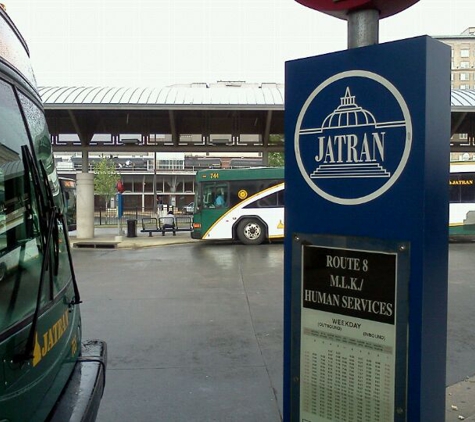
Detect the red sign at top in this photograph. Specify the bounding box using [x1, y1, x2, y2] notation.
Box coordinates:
[295, 0, 419, 19]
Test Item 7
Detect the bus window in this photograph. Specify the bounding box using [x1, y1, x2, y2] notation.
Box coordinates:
[19, 92, 61, 199]
[59, 178, 77, 230]
[202, 182, 228, 209]
[257, 180, 285, 208]
[0, 79, 46, 333]
[450, 173, 475, 203]
[278, 188, 285, 206]
[460, 173, 475, 203]
[19, 93, 73, 295]
[449, 176, 461, 203]
[256, 191, 285, 208]
[229, 181, 254, 207]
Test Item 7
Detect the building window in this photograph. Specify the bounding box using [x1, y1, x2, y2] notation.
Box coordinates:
[460, 84, 469, 90]
[460, 73, 470, 81]
[158, 159, 184, 170]
[460, 61, 470, 69]
[461, 49, 470, 58]
[460, 133, 469, 140]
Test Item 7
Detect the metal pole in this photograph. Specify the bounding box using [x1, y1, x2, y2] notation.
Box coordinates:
[153, 151, 157, 215]
[347, 8, 379, 49]
[117, 192, 124, 236]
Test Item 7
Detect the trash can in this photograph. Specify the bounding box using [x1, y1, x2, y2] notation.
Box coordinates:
[126, 219, 137, 238]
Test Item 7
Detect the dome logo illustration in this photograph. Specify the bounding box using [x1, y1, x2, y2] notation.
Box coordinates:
[294, 70, 412, 205]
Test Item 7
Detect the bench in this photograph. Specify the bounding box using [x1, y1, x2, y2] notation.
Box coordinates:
[141, 218, 161, 237]
[140, 216, 193, 237]
[173, 216, 193, 231]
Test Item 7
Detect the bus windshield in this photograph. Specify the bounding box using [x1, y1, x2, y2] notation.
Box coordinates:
[201, 182, 229, 209]
[0, 82, 44, 333]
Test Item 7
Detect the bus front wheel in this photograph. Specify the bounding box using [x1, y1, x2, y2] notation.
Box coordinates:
[237, 219, 265, 245]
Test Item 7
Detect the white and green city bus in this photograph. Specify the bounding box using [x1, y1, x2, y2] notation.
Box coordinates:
[0, 7, 106, 421]
[191, 167, 284, 244]
[450, 162, 475, 238]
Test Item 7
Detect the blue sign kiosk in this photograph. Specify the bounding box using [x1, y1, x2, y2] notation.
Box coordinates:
[284, 35, 450, 421]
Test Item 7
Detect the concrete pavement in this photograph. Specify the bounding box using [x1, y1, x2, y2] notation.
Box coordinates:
[70, 227, 475, 421]
[75, 237, 284, 421]
[446, 377, 475, 421]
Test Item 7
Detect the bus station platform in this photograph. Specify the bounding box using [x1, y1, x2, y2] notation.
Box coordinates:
[69, 226, 198, 249]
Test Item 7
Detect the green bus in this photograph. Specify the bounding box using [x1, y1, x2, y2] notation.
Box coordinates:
[0, 7, 106, 421]
[191, 167, 284, 245]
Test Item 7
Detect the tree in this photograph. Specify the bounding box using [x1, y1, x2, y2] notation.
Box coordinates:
[268, 135, 285, 167]
[268, 152, 285, 167]
[93, 158, 119, 211]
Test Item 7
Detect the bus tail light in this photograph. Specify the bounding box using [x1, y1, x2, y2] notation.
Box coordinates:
[193, 222, 201, 229]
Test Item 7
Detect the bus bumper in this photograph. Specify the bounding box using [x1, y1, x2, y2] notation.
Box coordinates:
[49, 340, 107, 422]
[191, 230, 202, 240]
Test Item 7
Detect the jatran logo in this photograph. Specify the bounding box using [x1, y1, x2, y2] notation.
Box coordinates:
[32, 310, 69, 366]
[294, 70, 412, 205]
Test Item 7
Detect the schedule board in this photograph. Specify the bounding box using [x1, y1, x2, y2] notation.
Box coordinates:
[292, 236, 409, 422]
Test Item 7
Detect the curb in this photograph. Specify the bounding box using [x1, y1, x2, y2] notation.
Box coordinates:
[69, 230, 197, 249]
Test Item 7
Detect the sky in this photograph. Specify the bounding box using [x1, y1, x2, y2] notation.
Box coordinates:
[4, 0, 475, 88]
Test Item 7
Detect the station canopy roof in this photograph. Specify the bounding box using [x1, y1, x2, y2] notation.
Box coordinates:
[451, 89, 475, 111]
[37, 82, 475, 152]
[38, 81, 285, 110]
[38, 82, 474, 113]
[451, 89, 475, 141]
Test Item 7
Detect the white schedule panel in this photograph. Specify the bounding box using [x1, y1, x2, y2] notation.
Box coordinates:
[300, 245, 397, 422]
